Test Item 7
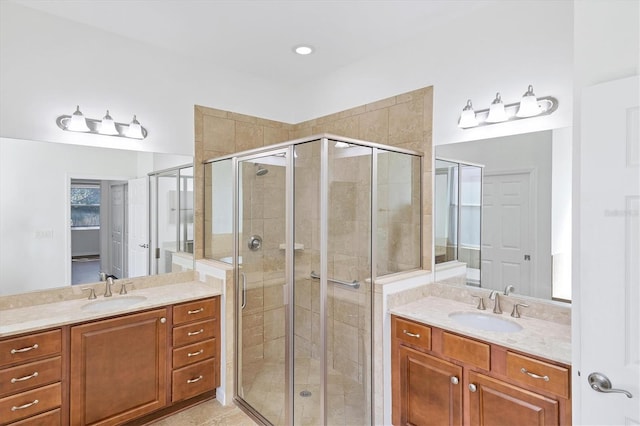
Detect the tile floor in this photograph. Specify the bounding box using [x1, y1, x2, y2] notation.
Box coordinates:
[148, 400, 257, 426]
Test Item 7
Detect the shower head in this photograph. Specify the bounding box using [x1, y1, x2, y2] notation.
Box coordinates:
[255, 164, 268, 176]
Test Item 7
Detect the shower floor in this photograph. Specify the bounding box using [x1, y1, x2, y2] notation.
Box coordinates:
[240, 357, 366, 426]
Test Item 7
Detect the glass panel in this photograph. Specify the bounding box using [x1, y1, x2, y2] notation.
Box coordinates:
[459, 164, 482, 286]
[292, 140, 321, 425]
[326, 140, 372, 425]
[178, 166, 194, 254]
[204, 159, 234, 262]
[434, 159, 459, 264]
[237, 153, 287, 425]
[155, 170, 178, 274]
[377, 150, 422, 274]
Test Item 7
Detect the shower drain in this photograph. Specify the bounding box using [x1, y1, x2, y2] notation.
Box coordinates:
[299, 390, 312, 397]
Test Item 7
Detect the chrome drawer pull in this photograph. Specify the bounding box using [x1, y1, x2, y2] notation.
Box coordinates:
[402, 330, 420, 338]
[521, 367, 550, 381]
[187, 349, 204, 357]
[10, 344, 39, 354]
[187, 329, 204, 336]
[11, 372, 39, 383]
[11, 399, 39, 411]
[187, 375, 203, 384]
[187, 307, 204, 315]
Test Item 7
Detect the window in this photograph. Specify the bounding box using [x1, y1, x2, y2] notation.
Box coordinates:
[70, 184, 101, 228]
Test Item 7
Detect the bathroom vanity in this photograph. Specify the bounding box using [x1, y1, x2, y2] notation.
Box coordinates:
[0, 282, 220, 426]
[390, 296, 571, 426]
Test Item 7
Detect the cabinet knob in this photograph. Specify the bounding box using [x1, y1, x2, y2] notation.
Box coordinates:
[469, 383, 477, 392]
[160, 317, 166, 324]
[450, 376, 459, 385]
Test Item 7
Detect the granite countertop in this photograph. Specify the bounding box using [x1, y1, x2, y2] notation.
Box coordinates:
[0, 281, 221, 338]
[390, 296, 571, 364]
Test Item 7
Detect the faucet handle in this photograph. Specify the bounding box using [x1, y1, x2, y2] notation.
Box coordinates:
[471, 295, 486, 310]
[504, 285, 515, 295]
[511, 303, 529, 318]
[81, 287, 97, 300]
[119, 281, 129, 295]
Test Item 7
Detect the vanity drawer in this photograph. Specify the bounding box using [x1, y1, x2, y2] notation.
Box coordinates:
[173, 319, 217, 347]
[0, 330, 61, 368]
[173, 338, 216, 369]
[0, 382, 61, 424]
[506, 352, 570, 398]
[393, 317, 431, 350]
[171, 358, 216, 402]
[173, 298, 217, 326]
[7, 408, 60, 426]
[0, 356, 61, 397]
[441, 332, 490, 370]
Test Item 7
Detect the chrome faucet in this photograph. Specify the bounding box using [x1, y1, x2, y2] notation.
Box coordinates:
[504, 285, 515, 295]
[489, 290, 502, 314]
[104, 276, 115, 297]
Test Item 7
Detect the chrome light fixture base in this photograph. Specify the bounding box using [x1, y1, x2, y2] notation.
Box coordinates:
[57, 108, 148, 139]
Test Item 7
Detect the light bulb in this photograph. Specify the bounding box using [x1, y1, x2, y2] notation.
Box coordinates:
[458, 100, 478, 128]
[67, 105, 90, 132]
[486, 93, 507, 123]
[516, 85, 541, 118]
[125, 115, 144, 139]
[99, 110, 118, 135]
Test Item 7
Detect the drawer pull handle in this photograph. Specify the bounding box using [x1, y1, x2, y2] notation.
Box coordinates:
[11, 399, 39, 411]
[188, 349, 204, 357]
[450, 376, 459, 385]
[188, 308, 204, 314]
[188, 329, 204, 336]
[521, 367, 550, 381]
[187, 375, 203, 384]
[402, 330, 420, 339]
[469, 384, 477, 392]
[11, 372, 39, 383]
[10, 344, 39, 354]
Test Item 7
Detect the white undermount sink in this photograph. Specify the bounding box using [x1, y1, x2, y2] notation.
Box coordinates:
[448, 311, 523, 333]
[81, 296, 148, 313]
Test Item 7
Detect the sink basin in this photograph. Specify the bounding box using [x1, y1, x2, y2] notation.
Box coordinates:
[81, 296, 147, 313]
[448, 311, 523, 332]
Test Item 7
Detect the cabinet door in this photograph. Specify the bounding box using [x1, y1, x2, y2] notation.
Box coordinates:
[70, 309, 168, 426]
[468, 371, 559, 426]
[398, 345, 463, 426]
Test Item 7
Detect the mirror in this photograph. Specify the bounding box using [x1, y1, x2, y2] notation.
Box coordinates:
[434, 129, 572, 302]
[0, 137, 193, 296]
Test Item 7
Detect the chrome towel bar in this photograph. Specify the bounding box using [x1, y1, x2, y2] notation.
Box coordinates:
[310, 271, 360, 289]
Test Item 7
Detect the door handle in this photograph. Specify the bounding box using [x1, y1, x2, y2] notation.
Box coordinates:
[139, 243, 149, 248]
[241, 272, 247, 309]
[588, 372, 633, 398]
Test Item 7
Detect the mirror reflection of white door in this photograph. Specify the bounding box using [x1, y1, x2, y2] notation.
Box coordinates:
[128, 177, 149, 278]
[110, 183, 125, 278]
[579, 75, 639, 424]
[482, 172, 533, 294]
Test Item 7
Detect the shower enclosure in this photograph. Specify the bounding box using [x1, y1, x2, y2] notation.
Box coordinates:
[204, 135, 421, 425]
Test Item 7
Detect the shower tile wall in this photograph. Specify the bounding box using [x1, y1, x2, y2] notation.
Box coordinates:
[195, 86, 433, 424]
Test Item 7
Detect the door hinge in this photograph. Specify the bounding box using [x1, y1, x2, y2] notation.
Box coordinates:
[524, 254, 531, 261]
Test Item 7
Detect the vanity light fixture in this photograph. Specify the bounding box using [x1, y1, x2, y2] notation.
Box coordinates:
[57, 106, 148, 139]
[458, 85, 558, 129]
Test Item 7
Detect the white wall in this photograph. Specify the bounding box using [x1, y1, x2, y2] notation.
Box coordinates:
[0, 1, 295, 155]
[294, 0, 574, 147]
[0, 137, 183, 295]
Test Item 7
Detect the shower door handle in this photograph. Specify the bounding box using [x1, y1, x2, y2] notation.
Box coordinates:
[241, 272, 247, 309]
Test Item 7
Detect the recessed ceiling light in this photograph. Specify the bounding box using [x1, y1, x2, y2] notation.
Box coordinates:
[293, 45, 314, 55]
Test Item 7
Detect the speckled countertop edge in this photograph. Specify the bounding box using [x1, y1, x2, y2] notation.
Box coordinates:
[0, 281, 221, 338]
[390, 296, 571, 365]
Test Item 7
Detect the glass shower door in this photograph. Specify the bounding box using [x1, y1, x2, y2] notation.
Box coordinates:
[236, 151, 288, 425]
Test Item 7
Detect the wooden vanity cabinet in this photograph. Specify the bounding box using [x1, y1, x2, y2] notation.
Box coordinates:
[392, 315, 571, 426]
[0, 329, 64, 426]
[70, 308, 168, 426]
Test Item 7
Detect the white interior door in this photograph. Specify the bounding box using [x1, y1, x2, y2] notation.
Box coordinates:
[110, 183, 125, 278]
[128, 177, 149, 278]
[481, 172, 532, 294]
[578, 75, 639, 424]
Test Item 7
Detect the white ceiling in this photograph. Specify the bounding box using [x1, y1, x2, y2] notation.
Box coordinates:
[12, 0, 495, 86]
